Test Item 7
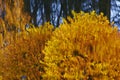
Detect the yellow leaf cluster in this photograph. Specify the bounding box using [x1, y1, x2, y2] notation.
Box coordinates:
[0, 23, 53, 79]
[43, 11, 120, 80]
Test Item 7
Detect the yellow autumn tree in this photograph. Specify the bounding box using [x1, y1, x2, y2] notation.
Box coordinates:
[0, 0, 30, 48]
[0, 1, 53, 79]
[5, 0, 30, 31]
[1, 22, 53, 80]
[42, 11, 120, 80]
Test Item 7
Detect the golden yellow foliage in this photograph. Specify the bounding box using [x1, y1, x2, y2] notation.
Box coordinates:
[5, 0, 30, 32]
[43, 11, 120, 80]
[0, 7, 120, 80]
[1, 23, 53, 80]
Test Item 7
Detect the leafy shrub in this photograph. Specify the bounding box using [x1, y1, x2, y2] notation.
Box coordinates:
[42, 11, 120, 80]
[1, 23, 53, 80]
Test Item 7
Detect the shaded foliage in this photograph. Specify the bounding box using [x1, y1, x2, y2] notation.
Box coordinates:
[0, 23, 53, 79]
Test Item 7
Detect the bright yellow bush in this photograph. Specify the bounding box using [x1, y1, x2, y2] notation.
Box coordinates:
[1, 22, 53, 80]
[42, 11, 120, 80]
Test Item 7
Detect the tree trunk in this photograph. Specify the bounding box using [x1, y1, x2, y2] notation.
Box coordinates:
[99, 0, 111, 21]
[43, 0, 51, 22]
[24, 0, 31, 13]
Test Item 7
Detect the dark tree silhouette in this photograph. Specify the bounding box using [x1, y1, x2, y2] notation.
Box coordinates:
[99, 0, 111, 20]
[43, 0, 51, 22]
[24, 0, 31, 13]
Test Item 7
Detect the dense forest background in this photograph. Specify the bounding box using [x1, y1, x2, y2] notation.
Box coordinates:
[0, 0, 120, 28]
[23, 0, 110, 27]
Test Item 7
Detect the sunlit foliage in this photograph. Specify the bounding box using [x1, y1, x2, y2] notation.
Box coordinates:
[42, 11, 120, 80]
